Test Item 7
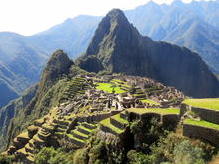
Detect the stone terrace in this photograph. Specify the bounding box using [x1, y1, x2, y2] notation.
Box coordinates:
[182, 98, 219, 146]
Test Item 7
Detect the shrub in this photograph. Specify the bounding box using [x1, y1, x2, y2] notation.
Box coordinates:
[127, 150, 154, 164]
[150, 133, 212, 164]
[173, 140, 205, 164]
[0, 154, 15, 164]
[88, 141, 107, 163]
[72, 148, 89, 164]
[35, 147, 70, 164]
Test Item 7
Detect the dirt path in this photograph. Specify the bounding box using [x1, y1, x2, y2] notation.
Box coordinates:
[209, 156, 219, 164]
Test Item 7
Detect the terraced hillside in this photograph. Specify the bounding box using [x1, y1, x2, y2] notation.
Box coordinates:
[2, 73, 188, 163]
[181, 98, 219, 147]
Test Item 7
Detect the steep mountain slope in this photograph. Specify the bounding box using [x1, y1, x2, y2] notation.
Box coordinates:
[0, 32, 47, 107]
[0, 50, 74, 150]
[163, 18, 219, 73]
[0, 16, 100, 106]
[126, 0, 219, 73]
[79, 9, 219, 98]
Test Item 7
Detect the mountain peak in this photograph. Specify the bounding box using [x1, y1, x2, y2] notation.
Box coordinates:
[86, 9, 138, 57]
[105, 8, 130, 26]
[106, 9, 126, 19]
[40, 50, 73, 89]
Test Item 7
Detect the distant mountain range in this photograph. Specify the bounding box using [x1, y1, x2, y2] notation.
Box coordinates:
[0, 0, 219, 106]
[0, 33, 47, 107]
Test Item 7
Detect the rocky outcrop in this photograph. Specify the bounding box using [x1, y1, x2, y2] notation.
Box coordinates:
[76, 55, 104, 73]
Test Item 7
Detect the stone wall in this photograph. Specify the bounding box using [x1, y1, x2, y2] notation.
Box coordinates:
[180, 103, 190, 117]
[181, 103, 219, 124]
[191, 107, 219, 124]
[162, 114, 179, 129]
[183, 124, 219, 147]
[128, 112, 161, 122]
[110, 117, 126, 129]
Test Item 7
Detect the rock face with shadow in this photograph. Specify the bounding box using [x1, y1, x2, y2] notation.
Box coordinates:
[78, 9, 219, 98]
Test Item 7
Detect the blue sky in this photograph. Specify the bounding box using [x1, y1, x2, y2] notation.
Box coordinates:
[0, 0, 210, 36]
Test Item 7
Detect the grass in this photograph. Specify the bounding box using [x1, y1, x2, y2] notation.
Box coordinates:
[184, 119, 219, 130]
[140, 99, 160, 105]
[17, 147, 27, 154]
[96, 82, 126, 94]
[78, 125, 93, 133]
[127, 108, 180, 115]
[110, 79, 131, 88]
[111, 114, 128, 124]
[42, 124, 55, 130]
[100, 118, 125, 134]
[81, 122, 97, 129]
[183, 98, 219, 111]
[33, 134, 44, 143]
[66, 134, 85, 143]
[72, 129, 89, 138]
[27, 125, 38, 131]
[25, 143, 34, 150]
[34, 118, 44, 125]
[17, 132, 29, 139]
[133, 93, 146, 97]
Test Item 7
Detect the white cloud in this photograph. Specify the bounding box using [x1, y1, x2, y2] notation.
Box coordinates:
[0, 0, 213, 35]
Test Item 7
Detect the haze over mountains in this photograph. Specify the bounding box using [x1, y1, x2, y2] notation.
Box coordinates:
[0, 0, 219, 106]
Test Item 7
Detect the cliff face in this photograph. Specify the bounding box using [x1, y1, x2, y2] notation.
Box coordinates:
[40, 49, 73, 89]
[79, 9, 219, 98]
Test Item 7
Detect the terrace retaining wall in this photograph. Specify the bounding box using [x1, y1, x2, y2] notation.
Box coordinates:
[162, 114, 179, 129]
[181, 104, 219, 124]
[191, 107, 219, 124]
[183, 124, 219, 147]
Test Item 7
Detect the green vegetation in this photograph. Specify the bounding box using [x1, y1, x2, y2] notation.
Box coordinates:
[111, 114, 128, 124]
[127, 108, 180, 115]
[127, 150, 154, 164]
[130, 118, 165, 151]
[78, 125, 93, 133]
[184, 119, 219, 130]
[148, 133, 214, 164]
[66, 134, 85, 143]
[72, 130, 89, 138]
[173, 140, 205, 164]
[17, 132, 29, 139]
[35, 147, 72, 164]
[140, 99, 160, 105]
[96, 82, 126, 94]
[0, 154, 15, 164]
[100, 118, 125, 134]
[183, 98, 219, 111]
[111, 79, 130, 88]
